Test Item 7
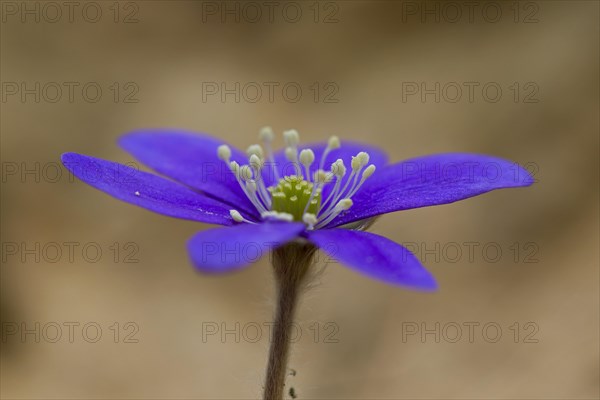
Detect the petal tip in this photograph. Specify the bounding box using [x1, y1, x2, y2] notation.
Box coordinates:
[60, 152, 77, 162]
[415, 275, 439, 292]
[60, 152, 87, 172]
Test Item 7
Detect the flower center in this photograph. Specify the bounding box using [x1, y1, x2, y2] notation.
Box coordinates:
[269, 175, 321, 221]
[217, 127, 375, 229]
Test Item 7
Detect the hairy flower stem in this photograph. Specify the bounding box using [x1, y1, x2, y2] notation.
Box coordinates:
[263, 242, 317, 400]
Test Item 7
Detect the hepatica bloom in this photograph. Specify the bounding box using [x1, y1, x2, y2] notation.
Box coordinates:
[62, 127, 533, 399]
[62, 127, 533, 290]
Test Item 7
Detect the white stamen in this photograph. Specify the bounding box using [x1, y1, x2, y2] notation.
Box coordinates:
[229, 210, 256, 224]
[256, 182, 271, 208]
[351, 151, 369, 172]
[249, 154, 271, 207]
[246, 144, 264, 159]
[319, 151, 368, 218]
[283, 129, 300, 147]
[336, 198, 353, 211]
[249, 154, 263, 169]
[320, 160, 346, 209]
[303, 213, 318, 229]
[299, 149, 315, 181]
[246, 180, 268, 213]
[259, 127, 279, 182]
[321, 169, 356, 217]
[229, 210, 245, 223]
[358, 151, 370, 165]
[259, 126, 275, 142]
[328, 136, 340, 149]
[239, 165, 253, 181]
[302, 169, 328, 215]
[319, 136, 341, 170]
[322, 151, 369, 216]
[261, 211, 294, 222]
[229, 161, 269, 215]
[347, 164, 376, 199]
[285, 147, 296, 162]
[313, 169, 331, 184]
[217, 144, 231, 162]
[285, 146, 302, 176]
[299, 149, 315, 167]
[321, 180, 340, 209]
[363, 164, 376, 178]
[331, 159, 346, 177]
[246, 179, 257, 193]
[316, 198, 353, 229]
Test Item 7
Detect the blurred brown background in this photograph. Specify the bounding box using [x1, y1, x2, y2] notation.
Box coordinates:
[1, 1, 598, 399]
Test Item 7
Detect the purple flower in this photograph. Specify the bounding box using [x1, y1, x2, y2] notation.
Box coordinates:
[61, 127, 533, 290]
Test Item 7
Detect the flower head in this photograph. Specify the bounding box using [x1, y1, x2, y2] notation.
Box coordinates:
[61, 127, 533, 290]
[215, 130, 376, 231]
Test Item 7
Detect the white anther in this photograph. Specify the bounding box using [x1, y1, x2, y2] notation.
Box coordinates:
[299, 149, 315, 167]
[229, 210, 244, 222]
[249, 154, 263, 168]
[336, 198, 353, 211]
[283, 129, 300, 147]
[246, 144, 264, 159]
[303, 213, 318, 229]
[276, 212, 294, 222]
[313, 169, 331, 184]
[261, 211, 277, 219]
[259, 126, 274, 142]
[229, 161, 240, 174]
[285, 147, 297, 162]
[358, 152, 370, 165]
[331, 159, 346, 177]
[217, 144, 231, 162]
[351, 152, 369, 171]
[239, 165, 253, 181]
[328, 136, 340, 149]
[363, 164, 376, 178]
[261, 211, 294, 222]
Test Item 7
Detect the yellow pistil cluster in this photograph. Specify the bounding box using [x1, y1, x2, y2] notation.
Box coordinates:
[269, 176, 321, 221]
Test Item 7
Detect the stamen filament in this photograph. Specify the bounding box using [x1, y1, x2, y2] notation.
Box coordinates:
[285, 147, 302, 177]
[230, 161, 263, 211]
[347, 165, 376, 199]
[249, 155, 272, 208]
[259, 126, 280, 182]
[315, 199, 353, 229]
[320, 176, 341, 210]
[319, 170, 355, 218]
[303, 170, 327, 215]
[318, 136, 340, 170]
[246, 180, 269, 214]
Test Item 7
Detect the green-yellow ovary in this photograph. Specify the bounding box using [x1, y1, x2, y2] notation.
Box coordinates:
[269, 175, 321, 221]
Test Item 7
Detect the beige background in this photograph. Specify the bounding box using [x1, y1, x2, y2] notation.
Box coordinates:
[1, 1, 598, 399]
